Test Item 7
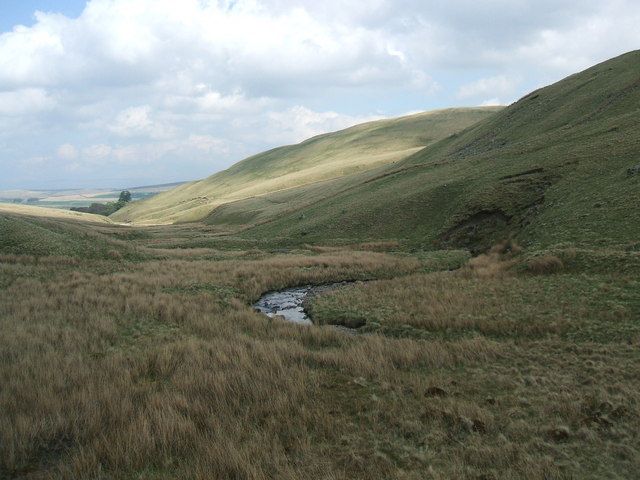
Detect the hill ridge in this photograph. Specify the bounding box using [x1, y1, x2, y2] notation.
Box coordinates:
[224, 50, 640, 251]
[111, 107, 501, 224]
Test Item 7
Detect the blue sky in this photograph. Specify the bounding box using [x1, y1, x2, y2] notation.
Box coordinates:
[1, 0, 639, 190]
[0, 1, 85, 32]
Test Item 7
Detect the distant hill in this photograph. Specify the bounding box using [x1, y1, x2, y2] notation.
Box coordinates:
[0, 181, 188, 210]
[111, 108, 501, 224]
[222, 50, 640, 251]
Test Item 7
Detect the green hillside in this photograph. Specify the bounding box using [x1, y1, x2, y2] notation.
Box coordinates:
[0, 203, 115, 223]
[232, 50, 640, 251]
[111, 108, 500, 224]
[0, 210, 136, 259]
[4, 50, 640, 480]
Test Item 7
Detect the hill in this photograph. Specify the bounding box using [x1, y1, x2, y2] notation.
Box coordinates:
[0, 204, 152, 259]
[229, 50, 640, 251]
[111, 108, 501, 224]
[0, 181, 188, 210]
[0, 203, 114, 224]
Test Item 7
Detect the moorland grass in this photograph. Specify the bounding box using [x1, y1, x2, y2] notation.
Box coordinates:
[0, 203, 114, 224]
[3, 51, 640, 479]
[112, 108, 500, 225]
[1, 216, 639, 479]
[234, 50, 640, 251]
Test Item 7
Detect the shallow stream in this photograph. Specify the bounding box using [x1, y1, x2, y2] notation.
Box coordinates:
[253, 282, 351, 326]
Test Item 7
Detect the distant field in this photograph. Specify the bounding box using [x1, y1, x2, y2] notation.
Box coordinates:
[0, 181, 187, 211]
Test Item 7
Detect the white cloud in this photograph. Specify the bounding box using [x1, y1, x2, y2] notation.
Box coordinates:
[187, 134, 229, 154]
[109, 106, 152, 137]
[480, 98, 503, 107]
[458, 75, 518, 101]
[0, 88, 55, 115]
[57, 143, 78, 160]
[263, 106, 385, 144]
[1, 0, 640, 189]
[83, 144, 112, 160]
[109, 106, 176, 139]
[0, 0, 422, 93]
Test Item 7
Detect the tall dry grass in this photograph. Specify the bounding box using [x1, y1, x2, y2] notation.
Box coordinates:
[1, 236, 639, 479]
[0, 249, 441, 479]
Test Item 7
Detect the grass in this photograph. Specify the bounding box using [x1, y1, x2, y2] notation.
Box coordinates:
[227, 50, 640, 251]
[309, 248, 640, 343]
[0, 213, 141, 260]
[1, 214, 640, 478]
[3, 51, 640, 479]
[111, 108, 500, 224]
[0, 203, 114, 224]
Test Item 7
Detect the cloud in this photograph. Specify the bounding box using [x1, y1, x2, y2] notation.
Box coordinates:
[83, 144, 112, 160]
[1, 0, 639, 189]
[186, 134, 229, 154]
[457, 75, 519, 106]
[57, 143, 78, 160]
[263, 106, 385, 144]
[108, 105, 176, 139]
[0, 88, 55, 115]
[480, 98, 503, 107]
[0, 0, 424, 93]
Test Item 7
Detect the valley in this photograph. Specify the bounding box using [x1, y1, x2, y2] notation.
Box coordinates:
[1, 51, 639, 479]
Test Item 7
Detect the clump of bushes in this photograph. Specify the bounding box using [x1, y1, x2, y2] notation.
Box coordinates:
[71, 190, 132, 216]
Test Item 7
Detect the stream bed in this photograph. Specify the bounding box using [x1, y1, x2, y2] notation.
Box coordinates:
[253, 282, 352, 326]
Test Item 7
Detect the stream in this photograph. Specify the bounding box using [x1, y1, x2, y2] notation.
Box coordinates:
[253, 282, 351, 326]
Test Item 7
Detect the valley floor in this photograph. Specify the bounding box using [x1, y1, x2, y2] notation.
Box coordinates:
[1, 219, 639, 479]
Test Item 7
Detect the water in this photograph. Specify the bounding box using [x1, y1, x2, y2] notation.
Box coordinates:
[253, 286, 314, 325]
[253, 282, 354, 326]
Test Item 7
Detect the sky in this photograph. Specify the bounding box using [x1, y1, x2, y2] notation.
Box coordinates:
[0, 0, 639, 190]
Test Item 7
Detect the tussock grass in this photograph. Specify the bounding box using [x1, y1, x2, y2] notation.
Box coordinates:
[0, 213, 140, 260]
[306, 240, 401, 253]
[311, 243, 640, 342]
[2, 217, 640, 478]
[524, 254, 564, 274]
[463, 240, 520, 278]
[0, 237, 433, 479]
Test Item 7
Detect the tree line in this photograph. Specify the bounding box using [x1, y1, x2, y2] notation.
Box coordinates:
[70, 190, 132, 216]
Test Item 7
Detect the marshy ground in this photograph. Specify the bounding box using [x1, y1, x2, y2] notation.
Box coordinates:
[1, 218, 639, 479]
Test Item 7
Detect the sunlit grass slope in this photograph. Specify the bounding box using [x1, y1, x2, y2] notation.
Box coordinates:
[111, 108, 500, 224]
[238, 50, 640, 250]
[0, 205, 150, 259]
[0, 203, 114, 224]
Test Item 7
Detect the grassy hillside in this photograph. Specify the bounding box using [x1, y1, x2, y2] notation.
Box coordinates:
[0, 203, 115, 223]
[111, 108, 500, 224]
[0, 207, 141, 259]
[235, 50, 640, 251]
[4, 51, 640, 480]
